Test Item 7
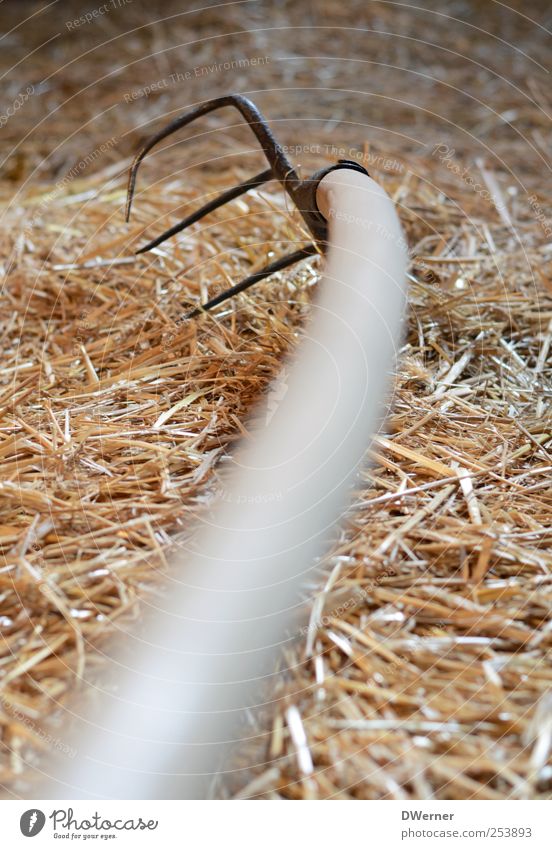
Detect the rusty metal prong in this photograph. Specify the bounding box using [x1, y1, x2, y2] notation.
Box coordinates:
[185, 244, 318, 318]
[136, 168, 273, 255]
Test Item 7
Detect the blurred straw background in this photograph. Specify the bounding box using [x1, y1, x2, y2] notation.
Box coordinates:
[0, 0, 551, 799]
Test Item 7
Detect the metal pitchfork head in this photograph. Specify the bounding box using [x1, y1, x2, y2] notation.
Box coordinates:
[125, 94, 369, 317]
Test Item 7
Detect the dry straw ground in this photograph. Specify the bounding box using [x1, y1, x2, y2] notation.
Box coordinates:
[0, 0, 551, 799]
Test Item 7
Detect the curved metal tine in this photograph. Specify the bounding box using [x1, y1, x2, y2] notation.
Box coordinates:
[136, 168, 273, 254]
[125, 94, 300, 222]
[186, 244, 318, 318]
